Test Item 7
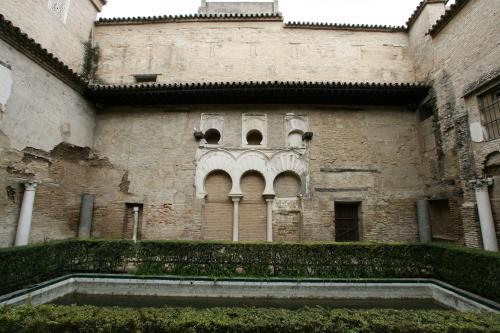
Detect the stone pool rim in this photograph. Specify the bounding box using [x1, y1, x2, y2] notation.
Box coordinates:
[1, 274, 499, 312]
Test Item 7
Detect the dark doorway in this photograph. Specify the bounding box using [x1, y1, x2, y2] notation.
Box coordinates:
[429, 199, 454, 241]
[335, 202, 360, 242]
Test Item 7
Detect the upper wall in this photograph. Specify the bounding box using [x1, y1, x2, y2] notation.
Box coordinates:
[0, 0, 104, 72]
[93, 21, 415, 84]
[408, 1, 446, 82]
[198, 1, 279, 14]
[0, 39, 95, 152]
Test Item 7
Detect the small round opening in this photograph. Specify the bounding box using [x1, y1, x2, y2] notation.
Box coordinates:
[205, 129, 221, 145]
[246, 129, 263, 145]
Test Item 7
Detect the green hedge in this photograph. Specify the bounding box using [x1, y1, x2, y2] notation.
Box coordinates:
[1, 240, 499, 303]
[135, 241, 434, 278]
[427, 243, 500, 303]
[1, 305, 499, 333]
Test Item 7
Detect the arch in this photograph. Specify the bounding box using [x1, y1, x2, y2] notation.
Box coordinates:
[239, 171, 267, 241]
[270, 151, 306, 178]
[203, 170, 233, 240]
[205, 128, 221, 145]
[196, 150, 237, 198]
[485, 151, 500, 243]
[485, 151, 500, 176]
[274, 171, 302, 198]
[246, 129, 263, 145]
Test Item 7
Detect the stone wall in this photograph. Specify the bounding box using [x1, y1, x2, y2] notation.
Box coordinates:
[92, 105, 424, 242]
[0, 0, 101, 72]
[0, 38, 97, 247]
[93, 21, 415, 85]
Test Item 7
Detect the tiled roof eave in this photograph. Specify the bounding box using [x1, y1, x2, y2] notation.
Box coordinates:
[284, 22, 406, 33]
[0, 14, 87, 93]
[429, 0, 470, 37]
[406, 0, 446, 29]
[96, 13, 284, 25]
[86, 81, 430, 107]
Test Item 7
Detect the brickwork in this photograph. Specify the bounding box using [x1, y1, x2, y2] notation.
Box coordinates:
[203, 171, 233, 240]
[239, 172, 267, 241]
[409, 0, 500, 248]
[1, 0, 499, 248]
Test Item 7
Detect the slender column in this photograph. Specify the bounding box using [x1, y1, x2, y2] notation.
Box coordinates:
[132, 206, 140, 242]
[264, 195, 275, 242]
[78, 194, 94, 238]
[416, 199, 432, 243]
[473, 179, 498, 252]
[15, 182, 38, 246]
[230, 195, 242, 242]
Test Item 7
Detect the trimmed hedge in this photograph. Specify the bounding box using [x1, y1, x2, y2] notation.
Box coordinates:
[1, 305, 499, 333]
[427, 243, 500, 303]
[0, 240, 499, 303]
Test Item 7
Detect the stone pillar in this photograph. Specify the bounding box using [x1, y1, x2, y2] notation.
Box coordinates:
[230, 195, 242, 242]
[132, 206, 140, 242]
[78, 194, 94, 238]
[15, 182, 38, 246]
[473, 179, 498, 252]
[416, 199, 432, 243]
[264, 195, 275, 242]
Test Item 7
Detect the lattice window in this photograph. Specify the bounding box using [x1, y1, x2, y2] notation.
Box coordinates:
[48, 0, 70, 23]
[479, 85, 500, 141]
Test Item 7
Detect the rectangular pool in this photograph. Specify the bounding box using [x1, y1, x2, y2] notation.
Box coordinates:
[1, 274, 498, 312]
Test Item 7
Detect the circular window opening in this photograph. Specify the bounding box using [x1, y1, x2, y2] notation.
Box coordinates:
[246, 129, 263, 145]
[205, 129, 221, 145]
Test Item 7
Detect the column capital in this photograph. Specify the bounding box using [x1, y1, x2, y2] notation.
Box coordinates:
[229, 194, 243, 202]
[469, 178, 493, 190]
[263, 194, 275, 201]
[24, 181, 39, 191]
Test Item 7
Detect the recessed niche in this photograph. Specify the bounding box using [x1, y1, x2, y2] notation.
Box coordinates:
[242, 114, 267, 148]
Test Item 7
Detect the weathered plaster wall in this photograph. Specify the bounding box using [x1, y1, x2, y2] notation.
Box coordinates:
[92, 105, 424, 242]
[0, 39, 97, 247]
[408, 2, 446, 82]
[0, 0, 99, 72]
[93, 22, 415, 84]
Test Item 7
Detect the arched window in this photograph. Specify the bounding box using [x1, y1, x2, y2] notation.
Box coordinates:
[246, 129, 263, 145]
[205, 129, 221, 145]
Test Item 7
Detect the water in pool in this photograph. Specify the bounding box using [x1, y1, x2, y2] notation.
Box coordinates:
[51, 293, 450, 310]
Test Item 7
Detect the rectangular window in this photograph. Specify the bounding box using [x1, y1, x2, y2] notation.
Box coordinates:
[134, 74, 158, 83]
[48, 0, 71, 23]
[334, 202, 360, 242]
[479, 85, 500, 141]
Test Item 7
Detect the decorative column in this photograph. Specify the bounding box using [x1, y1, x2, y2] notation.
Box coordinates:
[264, 195, 275, 242]
[416, 199, 432, 243]
[15, 182, 38, 246]
[230, 195, 242, 242]
[472, 179, 498, 252]
[132, 206, 140, 242]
